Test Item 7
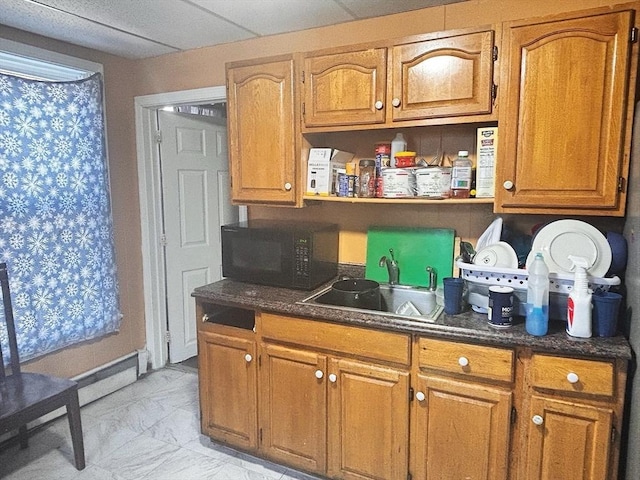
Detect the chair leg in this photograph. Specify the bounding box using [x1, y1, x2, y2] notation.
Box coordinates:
[18, 425, 28, 449]
[67, 391, 85, 470]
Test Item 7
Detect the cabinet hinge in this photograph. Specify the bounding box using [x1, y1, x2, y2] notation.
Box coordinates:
[302, 102, 306, 116]
[631, 27, 638, 43]
[155, 130, 162, 143]
[511, 406, 517, 424]
[492, 83, 498, 101]
[611, 426, 617, 443]
[160, 234, 167, 247]
[409, 386, 414, 402]
[259, 428, 263, 444]
[492, 45, 498, 61]
[164, 331, 171, 343]
[407, 473, 412, 480]
[258, 354, 262, 367]
[301, 70, 305, 83]
[618, 176, 626, 192]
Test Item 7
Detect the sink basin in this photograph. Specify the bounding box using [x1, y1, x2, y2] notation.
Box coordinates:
[299, 283, 442, 322]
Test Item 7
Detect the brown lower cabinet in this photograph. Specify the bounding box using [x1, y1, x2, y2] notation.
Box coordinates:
[196, 304, 627, 480]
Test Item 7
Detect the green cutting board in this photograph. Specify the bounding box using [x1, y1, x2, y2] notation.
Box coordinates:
[365, 226, 455, 288]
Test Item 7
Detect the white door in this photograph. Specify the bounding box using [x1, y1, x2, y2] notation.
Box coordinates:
[158, 110, 237, 363]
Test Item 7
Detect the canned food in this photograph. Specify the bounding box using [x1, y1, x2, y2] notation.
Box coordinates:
[381, 168, 415, 198]
[375, 142, 391, 175]
[415, 167, 452, 198]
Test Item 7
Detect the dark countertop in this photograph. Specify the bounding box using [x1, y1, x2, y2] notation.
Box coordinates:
[192, 275, 632, 360]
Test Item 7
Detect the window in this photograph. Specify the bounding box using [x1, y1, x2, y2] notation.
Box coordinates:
[0, 41, 121, 363]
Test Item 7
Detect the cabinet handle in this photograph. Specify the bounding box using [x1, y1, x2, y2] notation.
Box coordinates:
[532, 415, 544, 426]
[202, 314, 209, 323]
[244, 353, 253, 363]
[284, 182, 292, 191]
[329, 373, 337, 383]
[503, 180, 514, 190]
[391, 97, 401, 107]
[566, 372, 579, 384]
[315, 369, 324, 379]
[458, 356, 469, 367]
[374, 100, 383, 110]
[415, 391, 426, 402]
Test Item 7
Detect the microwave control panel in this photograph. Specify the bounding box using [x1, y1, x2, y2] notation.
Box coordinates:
[294, 237, 310, 280]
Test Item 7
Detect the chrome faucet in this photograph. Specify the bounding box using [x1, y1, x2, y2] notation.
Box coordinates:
[379, 248, 399, 285]
[426, 266, 437, 291]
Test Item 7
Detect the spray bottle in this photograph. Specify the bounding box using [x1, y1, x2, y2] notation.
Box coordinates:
[566, 255, 592, 338]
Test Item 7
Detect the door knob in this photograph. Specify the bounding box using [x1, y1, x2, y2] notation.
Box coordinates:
[458, 356, 469, 367]
[415, 391, 426, 402]
[315, 369, 324, 379]
[244, 353, 253, 363]
[284, 182, 292, 191]
[503, 180, 514, 190]
[532, 415, 544, 426]
[391, 97, 401, 107]
[329, 373, 337, 383]
[374, 100, 383, 110]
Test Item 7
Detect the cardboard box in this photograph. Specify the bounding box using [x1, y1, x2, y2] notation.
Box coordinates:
[475, 127, 498, 198]
[306, 148, 355, 196]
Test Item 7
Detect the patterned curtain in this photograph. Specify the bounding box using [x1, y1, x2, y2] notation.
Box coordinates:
[0, 72, 121, 363]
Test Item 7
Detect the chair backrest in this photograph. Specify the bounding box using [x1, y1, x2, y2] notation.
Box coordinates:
[1, 262, 22, 379]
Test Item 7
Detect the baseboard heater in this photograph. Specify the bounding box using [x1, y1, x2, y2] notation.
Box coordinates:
[0, 349, 147, 445]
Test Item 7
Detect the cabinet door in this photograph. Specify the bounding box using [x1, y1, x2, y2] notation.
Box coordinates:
[525, 395, 613, 480]
[496, 9, 635, 214]
[412, 374, 512, 480]
[303, 48, 387, 127]
[198, 330, 257, 450]
[327, 357, 410, 480]
[259, 343, 328, 474]
[390, 30, 495, 121]
[227, 58, 298, 205]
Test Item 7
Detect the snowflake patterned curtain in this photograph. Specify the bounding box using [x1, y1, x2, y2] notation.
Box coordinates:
[0, 72, 121, 363]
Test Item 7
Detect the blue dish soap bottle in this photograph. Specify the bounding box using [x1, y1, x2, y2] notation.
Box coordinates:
[526, 252, 549, 336]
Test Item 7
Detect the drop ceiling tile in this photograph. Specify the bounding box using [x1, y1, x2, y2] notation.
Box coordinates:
[191, 0, 355, 36]
[30, 0, 254, 50]
[340, 0, 467, 18]
[0, 0, 176, 58]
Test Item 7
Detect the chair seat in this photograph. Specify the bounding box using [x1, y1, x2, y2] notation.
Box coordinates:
[0, 373, 78, 433]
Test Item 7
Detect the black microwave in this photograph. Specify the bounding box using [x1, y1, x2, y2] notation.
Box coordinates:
[221, 220, 339, 290]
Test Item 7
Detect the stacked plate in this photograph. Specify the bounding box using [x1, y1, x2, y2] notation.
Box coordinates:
[525, 220, 612, 277]
[472, 241, 519, 269]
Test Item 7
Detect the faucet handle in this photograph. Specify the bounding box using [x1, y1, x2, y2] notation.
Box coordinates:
[379, 256, 387, 268]
[426, 266, 437, 291]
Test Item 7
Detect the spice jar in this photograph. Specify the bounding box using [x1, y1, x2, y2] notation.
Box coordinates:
[358, 159, 376, 198]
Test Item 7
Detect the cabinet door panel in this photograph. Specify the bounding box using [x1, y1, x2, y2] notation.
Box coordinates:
[259, 344, 327, 474]
[412, 374, 512, 480]
[525, 395, 613, 480]
[497, 10, 634, 213]
[198, 331, 257, 449]
[391, 31, 494, 121]
[303, 48, 387, 127]
[328, 358, 409, 480]
[227, 59, 297, 204]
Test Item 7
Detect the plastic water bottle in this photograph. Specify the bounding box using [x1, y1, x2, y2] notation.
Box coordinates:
[390, 133, 407, 167]
[526, 252, 549, 336]
[450, 150, 472, 198]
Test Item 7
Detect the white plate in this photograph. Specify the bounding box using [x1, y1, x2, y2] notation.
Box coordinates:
[473, 242, 519, 269]
[526, 220, 611, 277]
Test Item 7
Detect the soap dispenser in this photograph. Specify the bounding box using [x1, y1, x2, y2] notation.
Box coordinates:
[566, 255, 592, 338]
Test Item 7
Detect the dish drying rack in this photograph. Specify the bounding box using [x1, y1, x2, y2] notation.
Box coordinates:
[456, 261, 620, 320]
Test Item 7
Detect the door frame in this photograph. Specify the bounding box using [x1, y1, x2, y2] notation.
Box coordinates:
[134, 86, 229, 369]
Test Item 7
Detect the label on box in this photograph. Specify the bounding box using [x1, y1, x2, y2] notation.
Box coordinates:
[306, 148, 354, 196]
[475, 127, 497, 198]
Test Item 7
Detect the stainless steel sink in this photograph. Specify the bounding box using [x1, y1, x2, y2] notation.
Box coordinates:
[299, 283, 443, 322]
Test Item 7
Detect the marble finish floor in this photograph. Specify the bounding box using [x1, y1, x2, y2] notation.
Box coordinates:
[0, 367, 322, 480]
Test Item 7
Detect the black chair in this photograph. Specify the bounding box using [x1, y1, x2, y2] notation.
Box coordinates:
[0, 262, 85, 470]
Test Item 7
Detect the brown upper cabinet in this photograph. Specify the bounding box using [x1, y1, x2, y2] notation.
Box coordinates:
[302, 28, 497, 131]
[495, 5, 639, 216]
[227, 55, 302, 206]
